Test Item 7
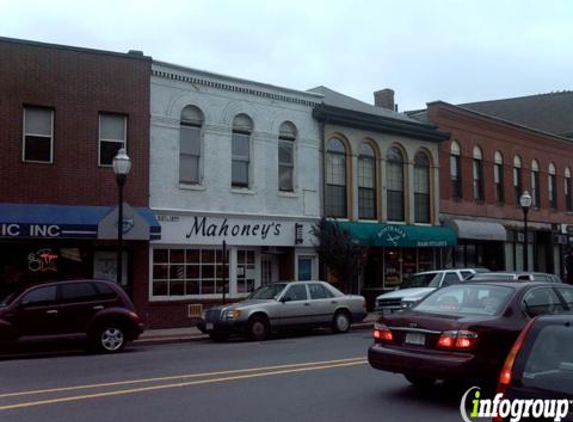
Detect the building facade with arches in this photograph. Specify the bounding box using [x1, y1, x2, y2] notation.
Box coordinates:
[148, 61, 323, 327]
[310, 87, 453, 307]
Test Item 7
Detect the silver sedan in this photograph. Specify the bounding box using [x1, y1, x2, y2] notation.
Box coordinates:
[197, 281, 367, 341]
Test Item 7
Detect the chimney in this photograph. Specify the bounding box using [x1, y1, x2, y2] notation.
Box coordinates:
[374, 88, 395, 111]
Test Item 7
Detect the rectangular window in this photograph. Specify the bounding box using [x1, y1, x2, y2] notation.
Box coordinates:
[325, 152, 347, 218]
[549, 174, 557, 209]
[387, 162, 404, 221]
[232, 132, 250, 187]
[358, 156, 376, 219]
[23, 107, 53, 163]
[152, 248, 228, 297]
[450, 155, 462, 199]
[180, 124, 201, 184]
[566, 178, 572, 212]
[494, 163, 505, 203]
[414, 164, 430, 223]
[532, 171, 540, 207]
[237, 250, 256, 293]
[99, 113, 127, 166]
[473, 159, 483, 201]
[513, 167, 522, 205]
[278, 138, 294, 191]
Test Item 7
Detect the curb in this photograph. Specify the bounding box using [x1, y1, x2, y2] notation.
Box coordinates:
[134, 321, 375, 347]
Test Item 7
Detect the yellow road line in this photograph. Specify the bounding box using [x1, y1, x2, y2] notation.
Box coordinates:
[0, 360, 367, 411]
[0, 357, 365, 398]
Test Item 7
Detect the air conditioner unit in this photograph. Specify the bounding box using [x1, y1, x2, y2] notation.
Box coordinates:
[187, 303, 203, 318]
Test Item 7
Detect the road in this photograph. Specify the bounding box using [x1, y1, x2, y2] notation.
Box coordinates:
[0, 330, 465, 422]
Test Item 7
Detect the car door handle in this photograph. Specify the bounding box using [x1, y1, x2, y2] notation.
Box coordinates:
[331, 301, 338, 304]
[93, 305, 104, 310]
[304, 302, 311, 306]
[46, 310, 58, 315]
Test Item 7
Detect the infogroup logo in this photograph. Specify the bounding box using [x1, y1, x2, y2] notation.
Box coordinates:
[460, 386, 571, 422]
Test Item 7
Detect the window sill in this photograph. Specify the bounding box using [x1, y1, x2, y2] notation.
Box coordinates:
[178, 183, 206, 191]
[277, 191, 298, 198]
[230, 187, 256, 195]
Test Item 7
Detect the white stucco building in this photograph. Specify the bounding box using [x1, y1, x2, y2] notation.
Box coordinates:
[148, 61, 322, 326]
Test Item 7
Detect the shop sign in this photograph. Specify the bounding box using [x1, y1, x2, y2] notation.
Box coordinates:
[377, 225, 407, 247]
[0, 223, 62, 238]
[28, 248, 58, 272]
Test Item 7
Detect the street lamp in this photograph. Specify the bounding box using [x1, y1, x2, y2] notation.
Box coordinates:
[520, 190, 532, 271]
[112, 148, 132, 285]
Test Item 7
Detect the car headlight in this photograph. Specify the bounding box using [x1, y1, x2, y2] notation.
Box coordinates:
[222, 309, 242, 320]
[401, 297, 423, 308]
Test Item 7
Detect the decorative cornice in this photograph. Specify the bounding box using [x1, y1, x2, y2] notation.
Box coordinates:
[152, 68, 320, 108]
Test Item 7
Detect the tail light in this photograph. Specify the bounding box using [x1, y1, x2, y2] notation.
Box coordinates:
[437, 330, 478, 350]
[496, 318, 537, 398]
[373, 323, 393, 342]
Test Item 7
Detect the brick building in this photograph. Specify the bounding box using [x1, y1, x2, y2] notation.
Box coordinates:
[0, 37, 160, 315]
[409, 98, 573, 277]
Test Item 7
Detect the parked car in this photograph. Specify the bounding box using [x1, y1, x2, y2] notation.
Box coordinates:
[465, 271, 562, 283]
[0, 279, 144, 353]
[197, 281, 367, 341]
[374, 268, 489, 314]
[368, 281, 573, 387]
[495, 313, 573, 420]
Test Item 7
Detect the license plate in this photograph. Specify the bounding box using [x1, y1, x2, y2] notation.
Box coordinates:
[405, 332, 425, 346]
[382, 308, 394, 315]
[205, 323, 214, 331]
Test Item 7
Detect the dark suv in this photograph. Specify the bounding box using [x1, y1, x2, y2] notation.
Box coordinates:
[0, 279, 144, 353]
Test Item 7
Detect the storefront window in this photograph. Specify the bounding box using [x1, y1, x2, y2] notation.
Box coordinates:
[418, 248, 434, 272]
[237, 250, 256, 293]
[383, 248, 401, 289]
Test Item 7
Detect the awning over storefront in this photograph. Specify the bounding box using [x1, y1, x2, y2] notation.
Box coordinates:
[445, 219, 507, 241]
[336, 221, 456, 248]
[0, 203, 161, 240]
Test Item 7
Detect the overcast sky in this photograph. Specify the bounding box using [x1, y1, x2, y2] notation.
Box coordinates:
[2, 0, 572, 111]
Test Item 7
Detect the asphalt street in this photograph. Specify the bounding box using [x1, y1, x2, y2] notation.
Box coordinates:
[0, 330, 466, 422]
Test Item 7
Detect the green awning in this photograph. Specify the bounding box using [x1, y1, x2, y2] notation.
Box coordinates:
[336, 221, 456, 248]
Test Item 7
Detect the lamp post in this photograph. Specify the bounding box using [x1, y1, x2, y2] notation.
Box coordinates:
[112, 148, 132, 285]
[520, 190, 532, 271]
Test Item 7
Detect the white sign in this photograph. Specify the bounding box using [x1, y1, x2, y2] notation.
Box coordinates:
[155, 214, 316, 247]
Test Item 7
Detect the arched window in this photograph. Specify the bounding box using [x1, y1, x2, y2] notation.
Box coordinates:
[387, 146, 405, 221]
[566, 167, 572, 212]
[473, 146, 484, 201]
[513, 155, 523, 204]
[232, 114, 253, 188]
[325, 138, 347, 218]
[549, 163, 557, 209]
[414, 152, 431, 223]
[494, 151, 504, 204]
[531, 159, 540, 207]
[179, 105, 204, 184]
[278, 121, 297, 192]
[358, 143, 377, 219]
[450, 141, 462, 199]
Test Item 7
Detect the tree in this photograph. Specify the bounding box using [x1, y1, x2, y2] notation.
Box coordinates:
[312, 218, 365, 294]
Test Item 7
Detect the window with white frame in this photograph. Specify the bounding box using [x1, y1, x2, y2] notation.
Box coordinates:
[387, 146, 405, 221]
[325, 138, 347, 218]
[278, 121, 296, 192]
[494, 151, 505, 204]
[237, 250, 256, 293]
[566, 167, 572, 212]
[358, 142, 377, 220]
[549, 163, 557, 209]
[152, 248, 228, 297]
[450, 140, 462, 199]
[414, 151, 431, 223]
[531, 159, 540, 207]
[179, 106, 204, 184]
[473, 146, 484, 201]
[231, 114, 253, 188]
[23, 106, 53, 163]
[99, 113, 127, 166]
[513, 155, 522, 205]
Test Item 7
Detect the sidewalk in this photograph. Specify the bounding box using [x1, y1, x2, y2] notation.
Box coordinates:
[135, 312, 378, 346]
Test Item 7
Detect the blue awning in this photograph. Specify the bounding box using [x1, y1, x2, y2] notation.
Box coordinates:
[0, 203, 161, 240]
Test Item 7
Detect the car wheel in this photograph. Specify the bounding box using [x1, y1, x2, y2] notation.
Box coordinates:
[94, 324, 127, 353]
[208, 332, 228, 342]
[247, 315, 269, 341]
[331, 310, 351, 333]
[404, 374, 436, 388]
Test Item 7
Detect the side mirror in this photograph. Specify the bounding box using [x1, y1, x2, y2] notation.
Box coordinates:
[280, 296, 291, 303]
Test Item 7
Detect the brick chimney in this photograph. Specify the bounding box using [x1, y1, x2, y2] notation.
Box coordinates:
[374, 88, 395, 111]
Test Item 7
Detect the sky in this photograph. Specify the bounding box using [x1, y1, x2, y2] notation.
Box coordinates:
[2, 0, 573, 111]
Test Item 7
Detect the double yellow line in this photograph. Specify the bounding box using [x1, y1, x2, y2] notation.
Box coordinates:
[0, 357, 366, 411]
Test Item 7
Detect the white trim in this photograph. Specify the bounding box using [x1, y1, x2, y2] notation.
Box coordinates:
[22, 107, 54, 164]
[98, 113, 127, 167]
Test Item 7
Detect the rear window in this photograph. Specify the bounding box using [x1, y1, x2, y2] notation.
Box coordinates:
[403, 273, 440, 288]
[521, 324, 573, 395]
[414, 284, 513, 316]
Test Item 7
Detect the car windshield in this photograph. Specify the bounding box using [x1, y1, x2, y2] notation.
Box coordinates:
[247, 283, 287, 300]
[522, 324, 573, 395]
[414, 284, 514, 316]
[402, 273, 440, 289]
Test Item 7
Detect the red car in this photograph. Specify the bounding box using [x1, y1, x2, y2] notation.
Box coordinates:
[368, 281, 573, 387]
[0, 279, 144, 353]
